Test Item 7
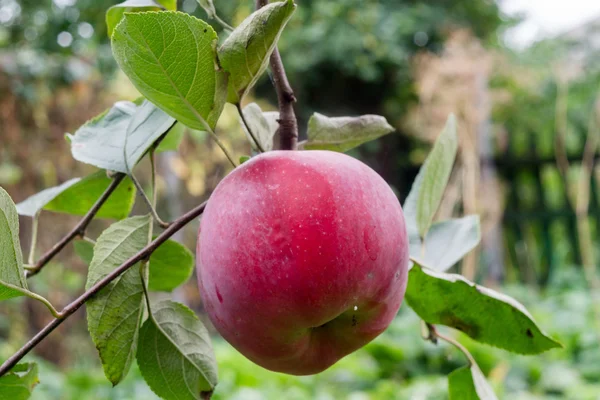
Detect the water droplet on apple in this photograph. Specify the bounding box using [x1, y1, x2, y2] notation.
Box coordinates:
[354, 306, 358, 311]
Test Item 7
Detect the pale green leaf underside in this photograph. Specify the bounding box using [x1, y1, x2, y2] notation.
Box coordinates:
[304, 112, 395, 153]
[106, 0, 166, 38]
[403, 114, 458, 239]
[112, 11, 227, 130]
[68, 100, 175, 173]
[406, 263, 561, 354]
[241, 103, 279, 152]
[137, 300, 218, 399]
[0, 187, 27, 300]
[219, 0, 296, 103]
[196, 0, 216, 18]
[15, 178, 79, 217]
[149, 239, 194, 292]
[409, 215, 481, 272]
[0, 363, 39, 400]
[448, 365, 498, 400]
[86, 215, 151, 385]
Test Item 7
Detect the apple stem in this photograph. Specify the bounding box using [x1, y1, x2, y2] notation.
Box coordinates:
[256, 0, 298, 151]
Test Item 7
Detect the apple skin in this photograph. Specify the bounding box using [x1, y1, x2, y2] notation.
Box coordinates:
[197, 150, 409, 375]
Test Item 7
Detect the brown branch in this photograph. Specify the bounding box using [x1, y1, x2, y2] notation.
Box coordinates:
[26, 173, 127, 278]
[0, 200, 207, 376]
[256, 0, 298, 151]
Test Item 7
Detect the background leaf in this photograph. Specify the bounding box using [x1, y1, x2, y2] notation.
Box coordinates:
[156, 123, 186, 153]
[0, 187, 27, 300]
[241, 103, 279, 152]
[410, 215, 481, 272]
[406, 263, 561, 354]
[15, 178, 79, 217]
[106, 0, 166, 38]
[403, 114, 458, 239]
[68, 100, 176, 173]
[303, 113, 395, 152]
[196, 0, 216, 18]
[86, 215, 151, 385]
[73, 240, 94, 265]
[218, 0, 296, 103]
[0, 363, 39, 400]
[448, 364, 498, 400]
[137, 300, 218, 399]
[112, 12, 227, 130]
[148, 239, 194, 292]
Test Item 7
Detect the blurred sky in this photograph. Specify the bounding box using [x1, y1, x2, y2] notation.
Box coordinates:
[502, 0, 600, 48]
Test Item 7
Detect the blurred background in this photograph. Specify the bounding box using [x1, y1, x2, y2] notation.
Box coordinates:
[1, 0, 600, 398]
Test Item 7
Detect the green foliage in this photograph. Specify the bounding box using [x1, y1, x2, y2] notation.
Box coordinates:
[0, 187, 27, 300]
[148, 239, 194, 292]
[156, 123, 186, 153]
[404, 114, 458, 239]
[448, 364, 497, 400]
[303, 112, 395, 152]
[106, 1, 171, 38]
[0, 363, 39, 400]
[219, 0, 296, 103]
[86, 216, 151, 385]
[240, 103, 279, 152]
[17, 172, 136, 220]
[111, 12, 227, 130]
[137, 300, 218, 399]
[406, 263, 561, 354]
[73, 240, 94, 265]
[68, 101, 176, 173]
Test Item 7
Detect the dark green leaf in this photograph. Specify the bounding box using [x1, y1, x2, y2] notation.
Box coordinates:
[86, 215, 151, 385]
[403, 114, 458, 239]
[406, 262, 561, 354]
[112, 12, 227, 130]
[410, 215, 481, 272]
[0, 363, 39, 400]
[149, 239, 194, 292]
[68, 100, 176, 173]
[156, 123, 186, 153]
[303, 112, 395, 152]
[137, 300, 218, 399]
[0, 187, 27, 300]
[106, 0, 170, 38]
[219, 0, 296, 103]
[73, 240, 94, 265]
[241, 103, 279, 152]
[448, 365, 498, 400]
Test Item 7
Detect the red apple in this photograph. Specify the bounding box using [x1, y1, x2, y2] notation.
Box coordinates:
[197, 150, 409, 375]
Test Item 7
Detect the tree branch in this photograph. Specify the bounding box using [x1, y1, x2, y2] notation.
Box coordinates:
[256, 0, 298, 151]
[0, 200, 207, 376]
[25, 173, 127, 279]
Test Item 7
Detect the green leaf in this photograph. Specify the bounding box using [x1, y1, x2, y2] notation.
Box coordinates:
[137, 300, 218, 399]
[448, 365, 498, 400]
[0, 363, 39, 400]
[17, 172, 136, 220]
[406, 262, 562, 354]
[219, 0, 296, 103]
[74, 240, 94, 265]
[156, 123, 186, 153]
[0, 187, 27, 300]
[410, 215, 481, 272]
[106, 1, 173, 38]
[403, 114, 458, 239]
[303, 112, 395, 152]
[149, 239, 194, 292]
[196, 0, 216, 18]
[239, 155, 251, 164]
[68, 100, 176, 173]
[241, 103, 279, 152]
[112, 12, 227, 130]
[86, 215, 151, 385]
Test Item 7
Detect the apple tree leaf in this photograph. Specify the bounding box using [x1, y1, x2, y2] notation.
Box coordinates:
[406, 262, 562, 354]
[86, 215, 151, 385]
[156, 123, 186, 153]
[106, 0, 176, 38]
[196, 0, 216, 18]
[0, 187, 28, 300]
[403, 114, 458, 239]
[112, 12, 227, 130]
[0, 363, 39, 400]
[73, 240, 94, 265]
[303, 113, 395, 153]
[68, 100, 176, 173]
[241, 103, 279, 152]
[148, 239, 194, 292]
[448, 364, 498, 400]
[218, 0, 296, 103]
[137, 300, 218, 399]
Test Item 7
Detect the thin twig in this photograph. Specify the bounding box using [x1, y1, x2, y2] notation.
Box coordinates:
[236, 103, 265, 152]
[214, 14, 234, 32]
[25, 173, 126, 279]
[130, 174, 171, 229]
[28, 213, 40, 265]
[0, 200, 207, 376]
[256, 0, 298, 151]
[425, 323, 477, 366]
